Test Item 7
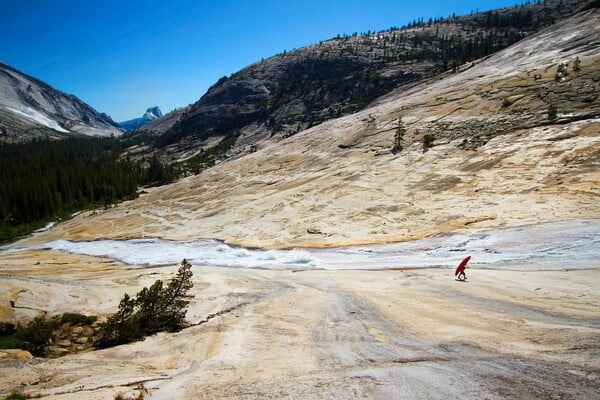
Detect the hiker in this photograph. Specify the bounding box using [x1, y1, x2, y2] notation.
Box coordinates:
[454, 255, 471, 281]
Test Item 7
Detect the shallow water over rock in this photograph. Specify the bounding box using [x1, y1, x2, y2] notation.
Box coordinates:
[5, 220, 600, 271]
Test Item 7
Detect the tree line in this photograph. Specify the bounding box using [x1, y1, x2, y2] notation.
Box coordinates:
[0, 137, 178, 241]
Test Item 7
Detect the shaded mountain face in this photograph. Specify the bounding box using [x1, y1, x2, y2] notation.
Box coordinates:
[119, 106, 163, 132]
[132, 0, 589, 162]
[0, 63, 122, 142]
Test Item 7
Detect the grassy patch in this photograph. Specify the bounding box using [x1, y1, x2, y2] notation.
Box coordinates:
[60, 313, 97, 326]
[0, 332, 25, 350]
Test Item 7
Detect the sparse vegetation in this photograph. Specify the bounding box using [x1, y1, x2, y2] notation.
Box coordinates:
[555, 62, 568, 81]
[146, 0, 579, 157]
[96, 260, 194, 349]
[0, 331, 25, 350]
[4, 392, 34, 400]
[184, 135, 236, 174]
[0, 312, 103, 357]
[21, 317, 55, 356]
[60, 312, 98, 326]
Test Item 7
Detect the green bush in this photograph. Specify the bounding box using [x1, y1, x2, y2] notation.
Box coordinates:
[60, 313, 97, 326]
[22, 317, 54, 356]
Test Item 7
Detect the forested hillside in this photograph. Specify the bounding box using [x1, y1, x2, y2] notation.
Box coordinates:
[0, 138, 177, 241]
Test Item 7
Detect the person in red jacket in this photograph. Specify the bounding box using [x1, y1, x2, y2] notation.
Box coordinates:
[454, 255, 471, 281]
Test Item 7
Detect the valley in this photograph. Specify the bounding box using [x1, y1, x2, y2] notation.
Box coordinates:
[0, 2, 599, 399]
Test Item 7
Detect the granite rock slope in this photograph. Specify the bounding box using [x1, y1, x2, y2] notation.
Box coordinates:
[0, 63, 122, 142]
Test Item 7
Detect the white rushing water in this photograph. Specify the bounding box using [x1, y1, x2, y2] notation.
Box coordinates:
[5, 220, 600, 271]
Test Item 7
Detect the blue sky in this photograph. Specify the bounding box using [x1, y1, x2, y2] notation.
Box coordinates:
[1, 0, 530, 121]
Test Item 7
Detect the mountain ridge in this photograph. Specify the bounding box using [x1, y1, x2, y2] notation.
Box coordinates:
[0, 62, 122, 142]
[131, 0, 590, 164]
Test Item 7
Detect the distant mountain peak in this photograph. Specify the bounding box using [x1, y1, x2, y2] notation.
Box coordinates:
[143, 106, 162, 120]
[119, 106, 163, 132]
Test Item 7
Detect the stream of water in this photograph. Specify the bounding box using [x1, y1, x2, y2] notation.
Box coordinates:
[4, 219, 599, 271]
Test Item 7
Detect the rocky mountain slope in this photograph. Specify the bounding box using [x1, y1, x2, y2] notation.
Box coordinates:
[0, 63, 122, 142]
[118, 106, 163, 132]
[131, 0, 590, 162]
[29, 6, 600, 249]
[1, 6, 599, 400]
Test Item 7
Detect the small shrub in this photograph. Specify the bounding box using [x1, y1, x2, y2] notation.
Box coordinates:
[0, 323, 22, 349]
[22, 317, 54, 356]
[573, 56, 581, 72]
[0, 322, 16, 336]
[423, 134, 436, 151]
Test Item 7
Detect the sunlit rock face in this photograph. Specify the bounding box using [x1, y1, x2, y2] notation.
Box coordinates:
[0, 63, 122, 142]
[132, 0, 590, 163]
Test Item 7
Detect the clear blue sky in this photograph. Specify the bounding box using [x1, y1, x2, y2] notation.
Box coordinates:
[1, 0, 529, 121]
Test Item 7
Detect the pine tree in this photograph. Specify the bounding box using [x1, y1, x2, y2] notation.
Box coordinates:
[96, 293, 141, 348]
[95, 260, 194, 348]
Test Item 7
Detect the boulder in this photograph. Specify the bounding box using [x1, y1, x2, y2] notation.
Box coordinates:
[75, 336, 88, 345]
